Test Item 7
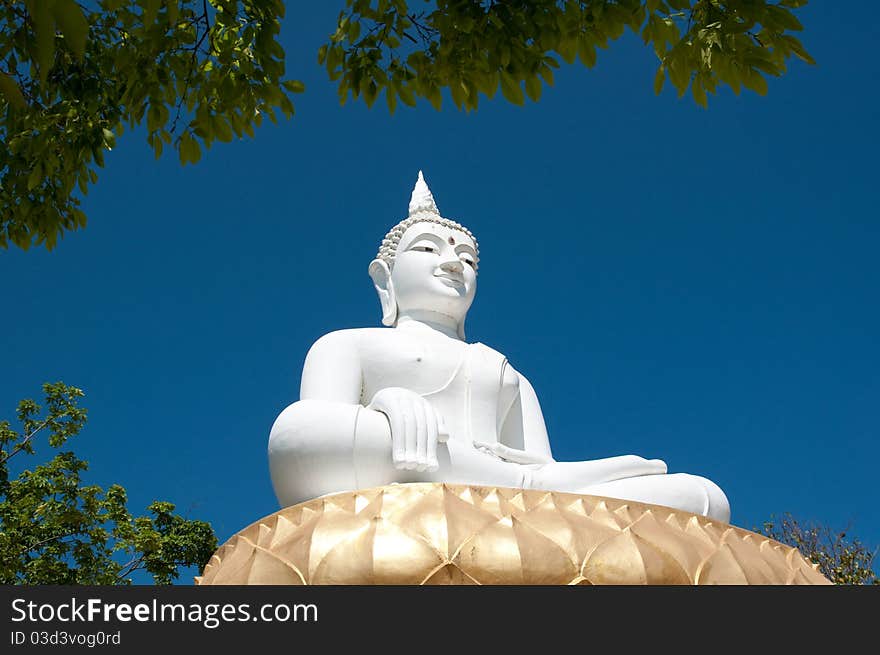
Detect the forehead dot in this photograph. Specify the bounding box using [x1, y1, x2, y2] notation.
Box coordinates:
[448, 236, 455, 245]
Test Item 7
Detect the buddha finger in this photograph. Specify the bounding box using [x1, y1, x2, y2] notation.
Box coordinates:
[649, 459, 667, 474]
[481, 442, 552, 465]
[424, 401, 439, 472]
[386, 399, 407, 469]
[413, 397, 429, 471]
[402, 397, 418, 470]
[366, 390, 405, 467]
[620, 455, 666, 476]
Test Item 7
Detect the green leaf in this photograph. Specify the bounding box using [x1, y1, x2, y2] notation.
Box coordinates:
[179, 133, 201, 165]
[691, 77, 707, 108]
[28, 0, 57, 85]
[668, 60, 688, 96]
[282, 80, 306, 93]
[27, 164, 43, 191]
[765, 6, 804, 32]
[653, 65, 665, 95]
[524, 74, 541, 102]
[165, 0, 179, 25]
[397, 84, 416, 107]
[743, 69, 769, 96]
[500, 72, 524, 105]
[385, 86, 397, 114]
[449, 78, 464, 109]
[557, 35, 577, 65]
[347, 19, 361, 42]
[0, 72, 26, 109]
[538, 63, 555, 86]
[427, 85, 442, 111]
[102, 128, 116, 149]
[577, 39, 597, 68]
[363, 80, 379, 107]
[213, 116, 233, 143]
[52, 0, 88, 59]
[147, 104, 162, 133]
[783, 35, 816, 65]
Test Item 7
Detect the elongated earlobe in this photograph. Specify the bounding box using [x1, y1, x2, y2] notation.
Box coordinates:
[368, 259, 397, 326]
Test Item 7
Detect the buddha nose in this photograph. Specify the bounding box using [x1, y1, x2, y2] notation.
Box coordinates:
[439, 258, 463, 274]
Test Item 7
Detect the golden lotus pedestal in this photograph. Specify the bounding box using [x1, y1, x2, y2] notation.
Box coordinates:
[196, 483, 829, 585]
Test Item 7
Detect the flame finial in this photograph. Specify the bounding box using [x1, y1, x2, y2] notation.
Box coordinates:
[408, 170, 440, 216]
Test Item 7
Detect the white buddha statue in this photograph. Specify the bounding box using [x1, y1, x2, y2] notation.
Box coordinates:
[268, 172, 730, 522]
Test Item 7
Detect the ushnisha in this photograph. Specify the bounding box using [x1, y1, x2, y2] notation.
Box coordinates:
[268, 172, 730, 522]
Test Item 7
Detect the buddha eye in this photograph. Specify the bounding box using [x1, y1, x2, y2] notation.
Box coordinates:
[412, 244, 438, 253]
[459, 255, 475, 268]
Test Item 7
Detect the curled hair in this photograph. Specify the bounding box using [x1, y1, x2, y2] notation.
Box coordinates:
[376, 212, 480, 272]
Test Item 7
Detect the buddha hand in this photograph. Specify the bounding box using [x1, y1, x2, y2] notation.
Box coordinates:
[367, 387, 447, 473]
[472, 441, 553, 465]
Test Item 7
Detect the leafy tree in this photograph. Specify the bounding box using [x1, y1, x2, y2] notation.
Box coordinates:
[0, 381, 217, 584]
[761, 514, 879, 585]
[0, 1, 814, 251]
[0, 0, 301, 252]
[323, 0, 814, 112]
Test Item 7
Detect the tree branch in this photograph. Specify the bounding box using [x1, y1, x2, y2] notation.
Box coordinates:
[169, 4, 212, 134]
[0, 411, 69, 466]
[20, 530, 76, 555]
[114, 553, 146, 582]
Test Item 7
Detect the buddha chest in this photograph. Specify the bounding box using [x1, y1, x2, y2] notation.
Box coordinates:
[358, 330, 469, 400]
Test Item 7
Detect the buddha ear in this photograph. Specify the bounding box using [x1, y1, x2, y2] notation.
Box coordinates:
[368, 259, 397, 326]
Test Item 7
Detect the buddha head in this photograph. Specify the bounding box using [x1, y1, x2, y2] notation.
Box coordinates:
[369, 172, 480, 339]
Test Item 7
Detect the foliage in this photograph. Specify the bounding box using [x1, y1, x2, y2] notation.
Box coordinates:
[0, 382, 217, 584]
[323, 1, 815, 112]
[0, 2, 813, 252]
[0, 0, 302, 251]
[761, 514, 879, 585]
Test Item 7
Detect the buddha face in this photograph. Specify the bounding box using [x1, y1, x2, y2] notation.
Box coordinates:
[369, 220, 478, 333]
[392, 222, 477, 321]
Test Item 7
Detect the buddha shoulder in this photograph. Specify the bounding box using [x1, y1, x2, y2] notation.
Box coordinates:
[303, 328, 399, 365]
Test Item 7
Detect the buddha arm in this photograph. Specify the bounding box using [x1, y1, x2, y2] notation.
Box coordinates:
[299, 330, 363, 403]
[497, 367, 554, 463]
[268, 331, 395, 506]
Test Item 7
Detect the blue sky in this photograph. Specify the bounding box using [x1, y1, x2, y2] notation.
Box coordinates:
[2, 3, 877, 582]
